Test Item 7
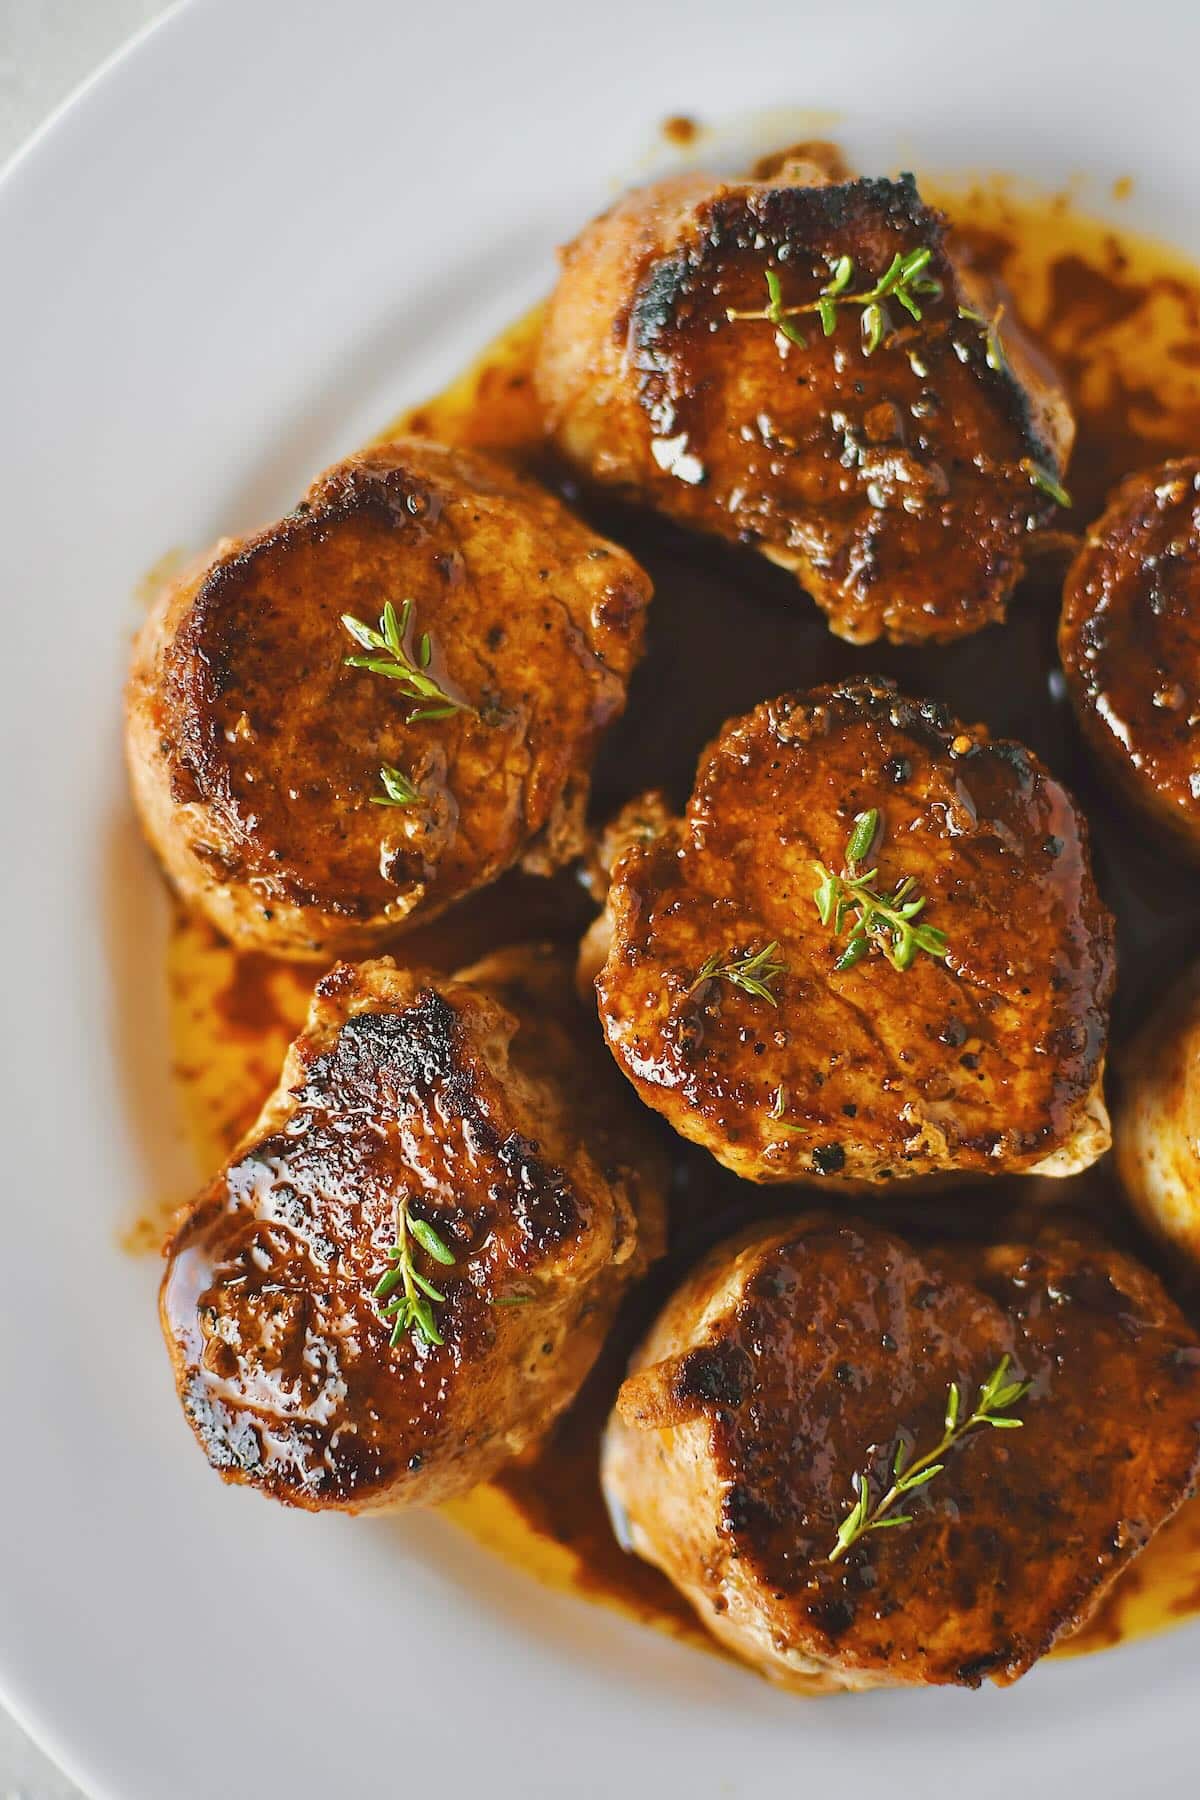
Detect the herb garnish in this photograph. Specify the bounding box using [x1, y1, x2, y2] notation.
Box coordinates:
[957, 302, 1008, 372]
[829, 1355, 1032, 1563]
[1020, 457, 1072, 510]
[726, 247, 943, 356]
[373, 1197, 456, 1348]
[689, 941, 787, 1006]
[812, 808, 948, 973]
[371, 762, 419, 808]
[342, 599, 469, 722]
[768, 1083, 803, 1134]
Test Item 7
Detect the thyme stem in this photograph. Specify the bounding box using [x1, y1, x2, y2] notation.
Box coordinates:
[373, 1196, 456, 1349]
[726, 247, 943, 356]
[829, 1355, 1033, 1562]
[689, 941, 787, 1006]
[342, 599, 470, 722]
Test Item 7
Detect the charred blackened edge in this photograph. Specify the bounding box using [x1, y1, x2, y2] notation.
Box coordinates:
[1064, 456, 1200, 708]
[298, 982, 589, 1257]
[625, 171, 1063, 489]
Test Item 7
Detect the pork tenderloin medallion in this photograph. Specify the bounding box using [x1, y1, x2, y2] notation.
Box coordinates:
[1114, 966, 1200, 1272]
[602, 1214, 1200, 1691]
[536, 165, 1073, 645]
[126, 439, 651, 959]
[1060, 458, 1200, 855]
[161, 946, 668, 1510]
[592, 679, 1115, 1186]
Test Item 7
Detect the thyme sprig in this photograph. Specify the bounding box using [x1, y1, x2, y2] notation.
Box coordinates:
[768, 1083, 804, 1135]
[373, 1196, 456, 1348]
[726, 247, 943, 356]
[689, 941, 787, 1006]
[1020, 457, 1072, 510]
[829, 1355, 1033, 1563]
[342, 599, 469, 722]
[812, 808, 949, 973]
[371, 762, 419, 808]
[957, 302, 1008, 372]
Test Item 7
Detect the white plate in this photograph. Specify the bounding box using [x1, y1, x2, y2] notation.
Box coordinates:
[1, 1, 1195, 1794]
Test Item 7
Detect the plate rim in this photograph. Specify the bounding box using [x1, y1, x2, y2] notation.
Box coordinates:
[2, 2, 1198, 1796]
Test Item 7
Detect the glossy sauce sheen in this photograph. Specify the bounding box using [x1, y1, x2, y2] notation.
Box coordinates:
[538, 171, 1066, 644]
[594, 678, 1114, 1186]
[161, 180, 1200, 1663]
[1060, 457, 1200, 850]
[128, 441, 651, 961]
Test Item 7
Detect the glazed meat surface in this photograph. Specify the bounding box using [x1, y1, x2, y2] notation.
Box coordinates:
[1115, 967, 1200, 1271]
[593, 679, 1114, 1185]
[161, 947, 667, 1510]
[1060, 458, 1200, 854]
[536, 166, 1072, 645]
[127, 438, 651, 959]
[603, 1214, 1200, 1691]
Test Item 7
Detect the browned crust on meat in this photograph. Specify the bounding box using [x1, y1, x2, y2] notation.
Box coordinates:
[603, 1214, 1200, 1690]
[160, 947, 667, 1510]
[126, 439, 651, 958]
[537, 171, 1072, 645]
[1061, 457, 1200, 853]
[594, 678, 1114, 1185]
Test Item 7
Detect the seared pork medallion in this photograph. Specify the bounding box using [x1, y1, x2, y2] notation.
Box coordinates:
[126, 439, 651, 960]
[602, 1215, 1200, 1691]
[536, 164, 1072, 644]
[1115, 968, 1200, 1272]
[1060, 458, 1200, 854]
[592, 679, 1114, 1186]
[161, 947, 667, 1509]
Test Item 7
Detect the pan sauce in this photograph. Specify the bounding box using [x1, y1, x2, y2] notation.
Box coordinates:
[161, 175, 1200, 1670]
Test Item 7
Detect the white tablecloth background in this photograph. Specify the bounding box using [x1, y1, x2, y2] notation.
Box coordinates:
[0, 7, 174, 1792]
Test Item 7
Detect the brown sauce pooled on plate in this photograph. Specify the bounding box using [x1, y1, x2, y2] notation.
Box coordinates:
[162, 177, 1200, 1669]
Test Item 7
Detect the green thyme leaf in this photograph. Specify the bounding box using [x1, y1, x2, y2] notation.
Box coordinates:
[371, 762, 420, 808]
[957, 303, 1008, 373]
[833, 932, 870, 972]
[410, 1217, 456, 1264]
[861, 301, 887, 355]
[767, 1082, 805, 1136]
[845, 808, 880, 866]
[1020, 457, 1072, 509]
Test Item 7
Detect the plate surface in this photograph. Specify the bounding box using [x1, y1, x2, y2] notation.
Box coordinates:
[0, 1, 1196, 1795]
